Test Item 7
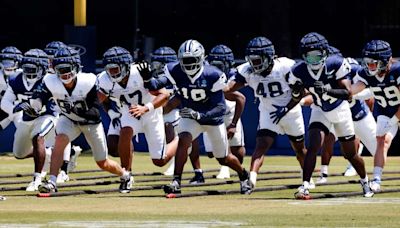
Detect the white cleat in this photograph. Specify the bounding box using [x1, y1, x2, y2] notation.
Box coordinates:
[316, 174, 328, 184]
[343, 165, 357, 177]
[309, 178, 316, 189]
[370, 180, 381, 192]
[216, 166, 230, 179]
[56, 171, 70, 183]
[67, 146, 82, 172]
[26, 179, 41, 192]
[361, 181, 374, 198]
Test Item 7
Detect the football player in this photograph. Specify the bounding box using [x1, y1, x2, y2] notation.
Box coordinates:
[30, 47, 130, 193]
[288, 32, 373, 199]
[313, 47, 377, 183]
[98, 46, 176, 193]
[142, 39, 250, 194]
[43, 40, 81, 183]
[0, 46, 23, 130]
[188, 44, 246, 183]
[352, 40, 400, 192]
[1, 49, 56, 191]
[224, 37, 307, 194]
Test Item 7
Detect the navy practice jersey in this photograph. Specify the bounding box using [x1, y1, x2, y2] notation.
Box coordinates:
[289, 55, 351, 112]
[147, 62, 227, 125]
[34, 72, 102, 124]
[2, 72, 56, 121]
[348, 62, 370, 121]
[354, 62, 400, 118]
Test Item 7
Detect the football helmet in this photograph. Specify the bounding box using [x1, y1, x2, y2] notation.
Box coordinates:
[207, 44, 235, 75]
[21, 49, 49, 84]
[300, 32, 329, 70]
[44, 41, 68, 57]
[0, 46, 23, 76]
[245, 37, 275, 74]
[53, 47, 81, 84]
[150, 46, 177, 75]
[102, 46, 133, 83]
[362, 40, 392, 76]
[178, 39, 205, 77]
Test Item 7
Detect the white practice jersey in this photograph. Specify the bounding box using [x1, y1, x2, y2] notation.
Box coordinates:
[98, 63, 155, 110]
[235, 57, 296, 110]
[39, 72, 100, 124]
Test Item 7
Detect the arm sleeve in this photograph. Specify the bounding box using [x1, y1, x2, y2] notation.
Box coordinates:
[326, 88, 350, 100]
[353, 88, 373, 100]
[76, 85, 101, 120]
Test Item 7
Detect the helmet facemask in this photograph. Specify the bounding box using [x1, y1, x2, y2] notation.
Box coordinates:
[246, 54, 273, 74]
[105, 63, 129, 83]
[363, 57, 388, 76]
[303, 50, 327, 71]
[180, 56, 204, 77]
[55, 63, 77, 84]
[151, 61, 165, 75]
[22, 63, 43, 84]
[1, 59, 18, 76]
[210, 60, 230, 75]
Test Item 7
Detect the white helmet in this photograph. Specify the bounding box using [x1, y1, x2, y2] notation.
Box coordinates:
[178, 39, 205, 77]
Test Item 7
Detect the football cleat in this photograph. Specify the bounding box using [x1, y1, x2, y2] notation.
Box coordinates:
[370, 179, 381, 192]
[343, 165, 357, 177]
[361, 180, 374, 197]
[216, 166, 231, 179]
[189, 171, 205, 184]
[56, 171, 70, 183]
[316, 174, 328, 184]
[294, 185, 311, 200]
[26, 177, 41, 192]
[240, 179, 253, 195]
[119, 173, 134, 194]
[163, 179, 181, 194]
[38, 180, 58, 193]
[67, 145, 82, 172]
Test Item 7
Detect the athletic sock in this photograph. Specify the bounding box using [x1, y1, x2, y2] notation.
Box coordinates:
[250, 171, 257, 187]
[320, 165, 328, 176]
[373, 166, 383, 182]
[61, 161, 69, 173]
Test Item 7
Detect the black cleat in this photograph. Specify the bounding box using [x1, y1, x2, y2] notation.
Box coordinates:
[119, 173, 134, 193]
[189, 171, 205, 184]
[163, 179, 181, 194]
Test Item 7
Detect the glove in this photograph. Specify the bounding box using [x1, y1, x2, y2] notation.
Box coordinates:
[314, 81, 328, 95]
[13, 102, 39, 118]
[179, 107, 201, 120]
[270, 104, 288, 124]
[137, 61, 152, 81]
[290, 81, 304, 99]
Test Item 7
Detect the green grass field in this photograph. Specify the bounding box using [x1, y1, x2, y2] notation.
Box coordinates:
[1, 152, 400, 227]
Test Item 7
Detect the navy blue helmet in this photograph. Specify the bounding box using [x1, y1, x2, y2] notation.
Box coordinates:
[44, 41, 68, 57]
[0, 46, 23, 76]
[21, 49, 49, 83]
[53, 47, 81, 84]
[207, 44, 235, 75]
[300, 32, 329, 69]
[245, 37, 275, 73]
[150, 46, 177, 74]
[362, 40, 392, 76]
[102, 46, 133, 82]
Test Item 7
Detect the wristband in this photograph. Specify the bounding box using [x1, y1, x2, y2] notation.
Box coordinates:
[145, 102, 154, 112]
